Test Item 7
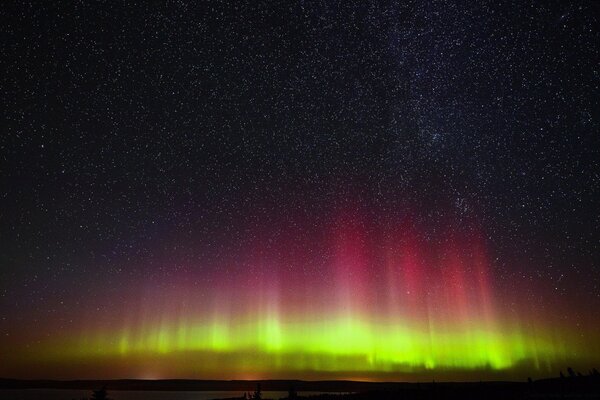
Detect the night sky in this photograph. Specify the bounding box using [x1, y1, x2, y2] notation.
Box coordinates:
[1, 1, 599, 380]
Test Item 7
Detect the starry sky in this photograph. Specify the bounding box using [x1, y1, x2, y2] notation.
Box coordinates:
[1, 1, 599, 381]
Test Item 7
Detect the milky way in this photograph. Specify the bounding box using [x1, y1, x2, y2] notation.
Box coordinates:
[1, 1, 599, 380]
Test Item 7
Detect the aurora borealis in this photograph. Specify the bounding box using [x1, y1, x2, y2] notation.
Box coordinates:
[2, 208, 598, 380]
[2, 1, 600, 382]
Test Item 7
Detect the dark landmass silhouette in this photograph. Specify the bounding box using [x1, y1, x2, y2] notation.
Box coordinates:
[2, 373, 600, 399]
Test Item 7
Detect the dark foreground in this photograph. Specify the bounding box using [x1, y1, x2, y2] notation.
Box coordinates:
[2, 375, 600, 399]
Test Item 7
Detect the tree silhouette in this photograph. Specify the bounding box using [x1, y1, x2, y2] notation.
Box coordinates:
[91, 386, 109, 400]
[253, 382, 262, 400]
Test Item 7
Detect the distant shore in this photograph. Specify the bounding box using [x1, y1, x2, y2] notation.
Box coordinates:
[2, 375, 599, 394]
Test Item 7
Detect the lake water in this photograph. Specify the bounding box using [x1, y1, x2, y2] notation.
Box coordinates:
[0, 389, 336, 400]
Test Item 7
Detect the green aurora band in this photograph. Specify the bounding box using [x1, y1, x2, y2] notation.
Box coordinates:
[2, 216, 597, 380]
